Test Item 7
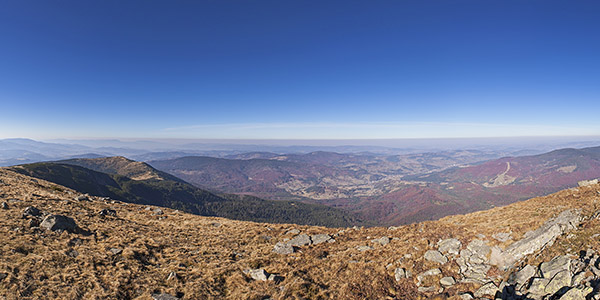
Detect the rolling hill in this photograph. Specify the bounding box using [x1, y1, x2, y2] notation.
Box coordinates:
[10, 157, 360, 227]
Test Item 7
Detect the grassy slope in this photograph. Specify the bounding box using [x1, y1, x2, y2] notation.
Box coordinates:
[10, 162, 360, 227]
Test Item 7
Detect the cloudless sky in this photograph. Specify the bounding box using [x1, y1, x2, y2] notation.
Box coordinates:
[1, 1, 599, 139]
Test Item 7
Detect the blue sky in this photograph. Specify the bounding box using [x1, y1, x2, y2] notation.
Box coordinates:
[1, 1, 599, 140]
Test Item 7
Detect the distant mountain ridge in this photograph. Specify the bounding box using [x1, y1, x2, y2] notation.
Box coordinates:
[10, 157, 360, 227]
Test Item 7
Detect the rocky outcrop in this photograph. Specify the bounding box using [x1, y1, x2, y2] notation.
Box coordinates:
[490, 209, 581, 270]
[40, 214, 78, 233]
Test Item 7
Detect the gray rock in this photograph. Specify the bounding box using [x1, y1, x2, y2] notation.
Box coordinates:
[437, 238, 461, 255]
[99, 209, 117, 217]
[28, 218, 40, 228]
[244, 268, 268, 281]
[458, 293, 474, 300]
[75, 195, 89, 201]
[466, 239, 491, 261]
[1, 202, 8, 209]
[0, 273, 7, 281]
[544, 270, 571, 295]
[559, 286, 594, 300]
[23, 206, 41, 217]
[424, 250, 448, 264]
[527, 277, 551, 295]
[40, 214, 78, 233]
[152, 208, 164, 215]
[491, 210, 581, 270]
[310, 234, 332, 245]
[417, 286, 439, 293]
[151, 293, 180, 300]
[356, 245, 373, 251]
[492, 232, 512, 242]
[273, 242, 294, 255]
[267, 274, 284, 283]
[109, 248, 122, 255]
[540, 255, 571, 279]
[372, 236, 390, 246]
[167, 272, 177, 280]
[287, 234, 311, 247]
[286, 229, 300, 235]
[512, 264, 536, 287]
[416, 268, 441, 284]
[474, 282, 498, 298]
[440, 276, 456, 286]
[394, 268, 406, 281]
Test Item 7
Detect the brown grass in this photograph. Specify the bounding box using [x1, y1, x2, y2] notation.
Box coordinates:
[1, 168, 600, 299]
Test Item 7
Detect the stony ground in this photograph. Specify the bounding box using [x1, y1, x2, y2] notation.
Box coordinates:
[1, 168, 600, 299]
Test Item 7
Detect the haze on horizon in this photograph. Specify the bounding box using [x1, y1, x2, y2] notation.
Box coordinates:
[1, 1, 599, 140]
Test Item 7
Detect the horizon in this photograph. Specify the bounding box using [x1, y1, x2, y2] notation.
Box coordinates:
[2, 1, 600, 140]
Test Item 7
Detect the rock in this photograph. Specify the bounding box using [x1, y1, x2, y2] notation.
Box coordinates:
[151, 293, 180, 300]
[109, 248, 122, 255]
[437, 238, 461, 255]
[273, 242, 294, 255]
[417, 286, 439, 293]
[310, 234, 332, 245]
[356, 245, 373, 251]
[244, 268, 268, 281]
[492, 232, 512, 242]
[28, 218, 40, 228]
[527, 277, 551, 295]
[75, 195, 89, 201]
[559, 286, 594, 300]
[287, 234, 311, 247]
[1, 202, 8, 209]
[540, 255, 571, 279]
[99, 209, 117, 217]
[267, 274, 284, 283]
[458, 293, 474, 300]
[66, 249, 79, 258]
[578, 179, 598, 187]
[152, 208, 164, 215]
[544, 270, 571, 295]
[394, 268, 406, 281]
[68, 238, 83, 246]
[492, 210, 581, 270]
[23, 206, 41, 217]
[466, 239, 491, 262]
[417, 268, 441, 284]
[511, 264, 536, 287]
[440, 276, 455, 286]
[40, 215, 78, 233]
[424, 250, 448, 264]
[474, 282, 498, 298]
[286, 229, 300, 235]
[372, 236, 390, 246]
[0, 273, 7, 281]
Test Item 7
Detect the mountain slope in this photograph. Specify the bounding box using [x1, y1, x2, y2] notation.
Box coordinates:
[10, 160, 360, 227]
[1, 168, 599, 299]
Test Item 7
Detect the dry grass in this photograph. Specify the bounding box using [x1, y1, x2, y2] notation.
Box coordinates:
[1, 168, 600, 299]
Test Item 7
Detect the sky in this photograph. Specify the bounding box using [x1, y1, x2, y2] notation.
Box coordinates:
[1, 0, 599, 140]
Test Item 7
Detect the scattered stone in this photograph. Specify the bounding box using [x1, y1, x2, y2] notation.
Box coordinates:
[152, 208, 164, 215]
[544, 270, 571, 295]
[99, 208, 117, 217]
[311, 234, 332, 245]
[492, 232, 512, 242]
[510, 264, 536, 288]
[75, 195, 89, 201]
[527, 277, 551, 295]
[540, 255, 571, 279]
[273, 242, 294, 255]
[458, 293, 474, 300]
[424, 250, 448, 264]
[440, 276, 456, 286]
[23, 206, 41, 217]
[437, 238, 461, 255]
[286, 229, 300, 235]
[0, 273, 7, 281]
[394, 268, 406, 281]
[151, 293, 180, 300]
[372, 236, 390, 246]
[109, 248, 122, 255]
[578, 179, 598, 187]
[474, 282, 498, 298]
[417, 286, 439, 293]
[287, 234, 311, 247]
[559, 286, 594, 300]
[28, 218, 40, 228]
[244, 268, 268, 281]
[356, 245, 373, 252]
[268, 274, 284, 283]
[1, 202, 8, 209]
[417, 268, 441, 284]
[40, 214, 78, 233]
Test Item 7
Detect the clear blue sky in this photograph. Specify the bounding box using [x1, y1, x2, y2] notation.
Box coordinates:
[1, 1, 599, 139]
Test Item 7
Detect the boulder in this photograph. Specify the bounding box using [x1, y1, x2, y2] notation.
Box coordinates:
[75, 195, 89, 201]
[286, 229, 300, 235]
[527, 277, 551, 296]
[0, 273, 7, 281]
[474, 282, 498, 298]
[544, 270, 571, 295]
[1, 202, 8, 209]
[440, 276, 455, 287]
[287, 234, 311, 247]
[244, 268, 268, 281]
[559, 286, 594, 300]
[109, 248, 123, 255]
[416, 268, 441, 285]
[40, 214, 78, 233]
[424, 250, 448, 264]
[492, 232, 512, 242]
[372, 236, 390, 246]
[99, 209, 117, 217]
[310, 234, 332, 245]
[273, 242, 294, 255]
[510, 264, 536, 288]
[540, 255, 571, 279]
[437, 238, 461, 255]
[22, 206, 41, 217]
[394, 268, 407, 281]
